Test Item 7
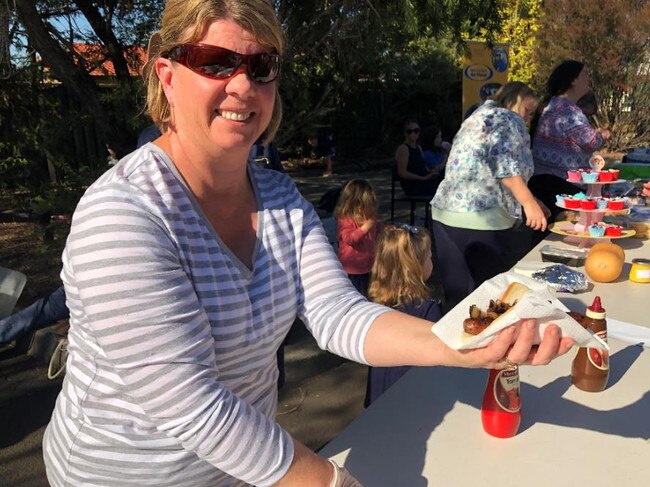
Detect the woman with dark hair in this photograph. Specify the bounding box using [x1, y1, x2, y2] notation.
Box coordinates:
[395, 118, 442, 198]
[431, 81, 549, 312]
[529, 60, 611, 220]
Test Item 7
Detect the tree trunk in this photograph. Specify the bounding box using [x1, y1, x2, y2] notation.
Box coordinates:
[14, 0, 131, 157]
[74, 0, 132, 81]
[0, 0, 11, 77]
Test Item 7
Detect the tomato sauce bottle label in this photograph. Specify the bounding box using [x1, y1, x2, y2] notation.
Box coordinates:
[587, 330, 609, 371]
[493, 368, 521, 412]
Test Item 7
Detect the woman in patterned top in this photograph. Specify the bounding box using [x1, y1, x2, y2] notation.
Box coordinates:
[431, 82, 550, 312]
[42, 3, 574, 486]
[529, 60, 611, 220]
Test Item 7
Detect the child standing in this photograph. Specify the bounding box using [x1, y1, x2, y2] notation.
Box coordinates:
[364, 224, 442, 406]
[334, 179, 382, 296]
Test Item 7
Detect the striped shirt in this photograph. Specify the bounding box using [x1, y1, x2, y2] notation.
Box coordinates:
[43, 144, 388, 486]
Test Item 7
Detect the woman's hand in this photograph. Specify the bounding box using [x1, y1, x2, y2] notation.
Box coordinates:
[459, 319, 575, 370]
[596, 127, 611, 140]
[536, 198, 552, 219]
[522, 199, 548, 231]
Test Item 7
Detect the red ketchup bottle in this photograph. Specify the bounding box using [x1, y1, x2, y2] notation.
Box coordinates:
[481, 365, 521, 438]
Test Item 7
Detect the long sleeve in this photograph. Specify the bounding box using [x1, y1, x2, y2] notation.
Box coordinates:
[43, 149, 300, 487]
[53, 184, 292, 486]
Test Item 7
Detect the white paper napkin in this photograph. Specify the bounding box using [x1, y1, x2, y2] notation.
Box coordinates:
[431, 272, 609, 350]
[607, 318, 650, 348]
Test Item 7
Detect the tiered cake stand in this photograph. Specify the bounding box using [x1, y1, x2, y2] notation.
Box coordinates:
[549, 179, 635, 247]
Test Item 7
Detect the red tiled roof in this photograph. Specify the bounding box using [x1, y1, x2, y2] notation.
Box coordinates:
[72, 43, 146, 77]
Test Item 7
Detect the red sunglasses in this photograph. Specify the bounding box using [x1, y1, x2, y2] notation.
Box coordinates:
[161, 44, 281, 84]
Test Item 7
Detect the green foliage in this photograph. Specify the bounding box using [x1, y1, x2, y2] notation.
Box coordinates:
[277, 0, 504, 155]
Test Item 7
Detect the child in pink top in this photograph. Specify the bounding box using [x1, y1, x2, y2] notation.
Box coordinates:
[334, 179, 382, 295]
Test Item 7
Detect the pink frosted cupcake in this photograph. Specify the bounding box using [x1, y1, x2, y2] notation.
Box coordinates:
[567, 170, 582, 182]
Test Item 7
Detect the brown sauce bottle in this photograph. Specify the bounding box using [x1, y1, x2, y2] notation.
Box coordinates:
[571, 296, 609, 392]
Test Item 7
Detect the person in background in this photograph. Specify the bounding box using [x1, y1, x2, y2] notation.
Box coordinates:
[529, 60, 611, 221]
[251, 131, 284, 172]
[431, 82, 549, 313]
[395, 118, 441, 198]
[0, 286, 67, 346]
[420, 125, 450, 173]
[305, 129, 335, 177]
[334, 179, 382, 296]
[317, 127, 336, 177]
[41, 2, 574, 486]
[137, 123, 163, 148]
[364, 224, 441, 406]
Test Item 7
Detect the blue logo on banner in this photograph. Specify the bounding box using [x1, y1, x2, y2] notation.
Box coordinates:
[492, 47, 509, 72]
[464, 64, 493, 81]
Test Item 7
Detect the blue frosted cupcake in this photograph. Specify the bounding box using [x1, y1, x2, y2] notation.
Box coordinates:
[555, 194, 565, 205]
[588, 224, 606, 237]
[596, 198, 608, 210]
[581, 172, 599, 183]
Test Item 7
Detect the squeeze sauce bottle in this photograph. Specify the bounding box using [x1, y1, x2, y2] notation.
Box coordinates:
[571, 296, 609, 392]
[481, 365, 521, 438]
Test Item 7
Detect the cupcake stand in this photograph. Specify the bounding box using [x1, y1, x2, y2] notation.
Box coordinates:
[549, 179, 636, 247]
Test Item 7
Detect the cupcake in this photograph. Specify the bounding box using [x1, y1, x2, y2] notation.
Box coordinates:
[596, 198, 608, 210]
[581, 172, 599, 183]
[598, 170, 615, 182]
[555, 194, 565, 206]
[588, 224, 606, 237]
[607, 198, 625, 211]
[573, 192, 587, 200]
[567, 170, 582, 182]
[605, 225, 623, 237]
[580, 199, 597, 210]
[610, 169, 620, 180]
[563, 197, 581, 209]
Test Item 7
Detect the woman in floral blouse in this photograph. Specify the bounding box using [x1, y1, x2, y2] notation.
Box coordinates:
[430, 82, 549, 312]
[529, 60, 611, 220]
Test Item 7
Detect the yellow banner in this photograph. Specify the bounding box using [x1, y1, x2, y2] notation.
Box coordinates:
[462, 41, 510, 119]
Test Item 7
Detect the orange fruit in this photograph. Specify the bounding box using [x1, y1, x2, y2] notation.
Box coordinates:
[585, 249, 624, 283]
[588, 242, 625, 262]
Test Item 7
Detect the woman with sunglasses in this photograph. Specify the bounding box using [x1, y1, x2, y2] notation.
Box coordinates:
[431, 82, 550, 313]
[42, 2, 573, 486]
[395, 118, 443, 198]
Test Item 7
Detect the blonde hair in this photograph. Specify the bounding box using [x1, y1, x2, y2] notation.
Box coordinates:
[143, 0, 284, 141]
[333, 179, 378, 223]
[368, 225, 432, 307]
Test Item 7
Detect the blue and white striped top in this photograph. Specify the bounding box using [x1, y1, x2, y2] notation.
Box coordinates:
[43, 144, 388, 486]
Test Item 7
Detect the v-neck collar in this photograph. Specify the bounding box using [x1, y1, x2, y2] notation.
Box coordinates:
[147, 143, 263, 279]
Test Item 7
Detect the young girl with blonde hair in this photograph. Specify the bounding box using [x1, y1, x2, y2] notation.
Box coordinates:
[335, 179, 382, 295]
[365, 224, 442, 405]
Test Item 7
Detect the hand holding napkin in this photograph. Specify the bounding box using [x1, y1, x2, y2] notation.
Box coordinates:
[431, 272, 608, 351]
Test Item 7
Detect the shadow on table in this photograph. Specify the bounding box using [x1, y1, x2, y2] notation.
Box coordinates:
[329, 345, 646, 485]
[331, 366, 485, 486]
[520, 343, 647, 438]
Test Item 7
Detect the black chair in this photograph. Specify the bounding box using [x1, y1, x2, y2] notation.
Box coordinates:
[390, 166, 432, 229]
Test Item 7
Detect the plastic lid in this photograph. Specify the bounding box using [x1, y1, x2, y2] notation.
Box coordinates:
[586, 296, 606, 320]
